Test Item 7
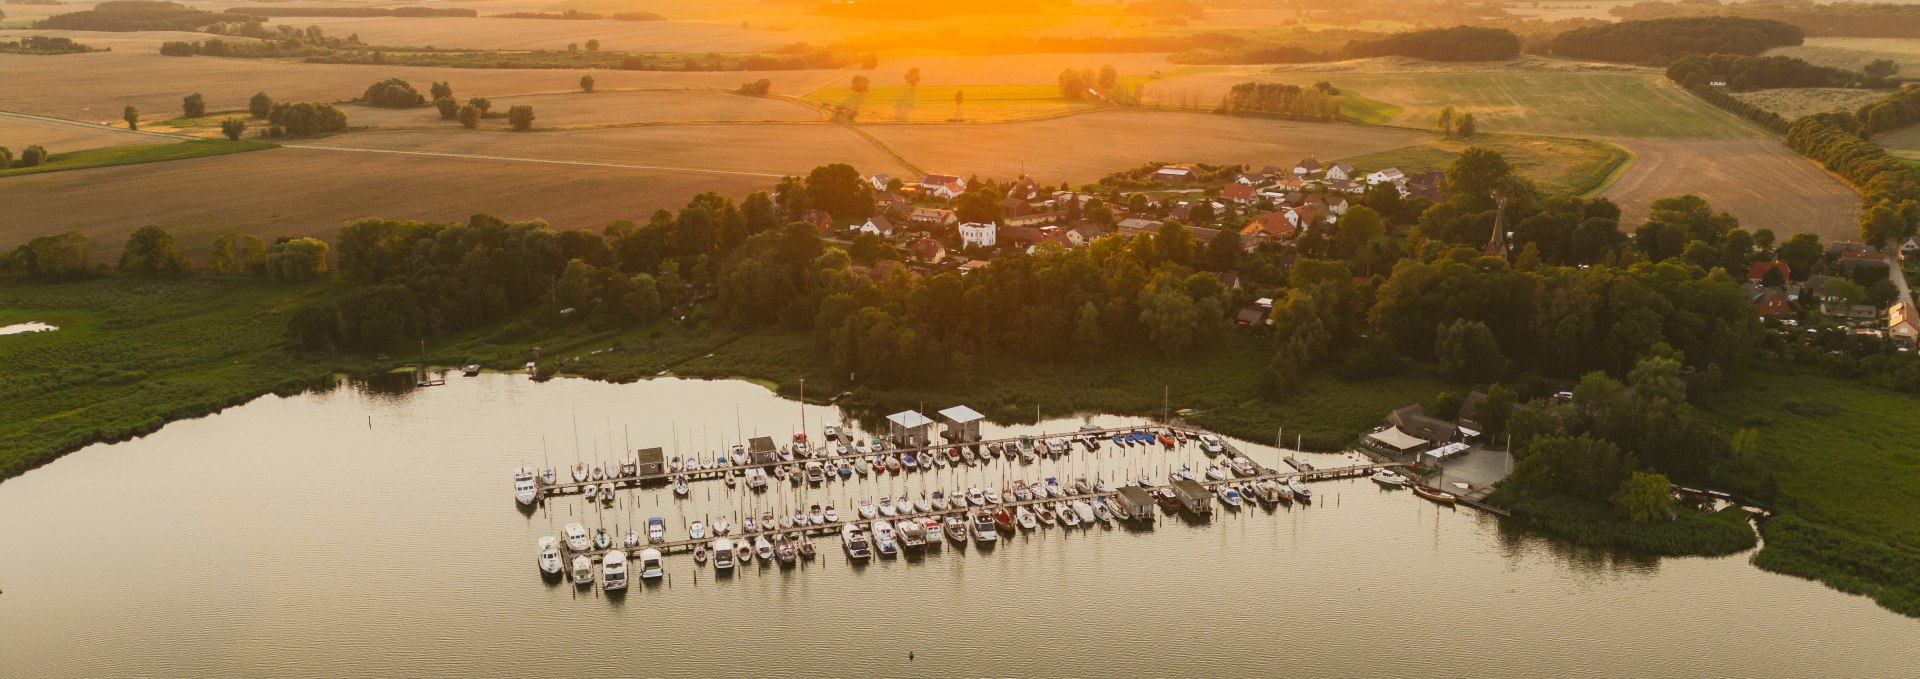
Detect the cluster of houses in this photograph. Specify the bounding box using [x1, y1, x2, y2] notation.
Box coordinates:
[1741, 243, 1920, 348]
[806, 157, 1441, 276]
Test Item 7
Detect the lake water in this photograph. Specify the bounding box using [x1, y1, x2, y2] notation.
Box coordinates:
[0, 321, 56, 336]
[1, 375, 1915, 678]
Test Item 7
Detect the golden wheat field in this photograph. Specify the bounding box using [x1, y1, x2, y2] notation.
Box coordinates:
[342, 89, 824, 128]
[0, 115, 154, 153]
[0, 145, 777, 253]
[1602, 138, 1862, 242]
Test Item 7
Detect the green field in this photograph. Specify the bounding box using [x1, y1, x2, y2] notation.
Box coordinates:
[1338, 132, 1632, 197]
[1767, 37, 1920, 73]
[0, 277, 356, 480]
[804, 84, 1104, 123]
[1712, 371, 1920, 616]
[1324, 72, 1761, 139]
[0, 139, 276, 178]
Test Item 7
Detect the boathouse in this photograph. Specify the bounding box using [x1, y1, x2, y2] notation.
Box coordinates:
[938, 405, 985, 442]
[1114, 486, 1155, 521]
[1170, 478, 1213, 514]
[886, 410, 935, 448]
[637, 447, 666, 477]
[747, 436, 779, 465]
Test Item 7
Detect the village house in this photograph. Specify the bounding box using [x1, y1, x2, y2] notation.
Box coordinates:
[1006, 176, 1044, 201]
[1748, 261, 1791, 284]
[1152, 164, 1199, 182]
[1325, 163, 1357, 182]
[1891, 300, 1920, 347]
[1005, 211, 1066, 227]
[800, 209, 833, 234]
[857, 215, 895, 237]
[917, 174, 967, 200]
[1367, 168, 1407, 186]
[910, 207, 956, 226]
[876, 192, 909, 218]
[1002, 225, 1044, 248]
[1275, 177, 1308, 193]
[1002, 195, 1037, 218]
[1233, 170, 1272, 185]
[1293, 157, 1321, 176]
[1326, 178, 1361, 195]
[1116, 217, 1164, 237]
[1220, 184, 1258, 204]
[908, 236, 946, 264]
[958, 221, 997, 249]
[957, 259, 991, 275]
[1283, 203, 1331, 231]
[868, 173, 891, 192]
[1241, 211, 1297, 242]
[1745, 283, 1791, 317]
[1406, 170, 1444, 201]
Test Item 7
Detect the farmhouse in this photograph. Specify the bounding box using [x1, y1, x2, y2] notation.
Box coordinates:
[858, 216, 895, 237]
[1152, 164, 1198, 181]
[1325, 163, 1357, 182]
[1220, 184, 1257, 204]
[1242, 211, 1297, 241]
[800, 209, 833, 234]
[1748, 261, 1791, 284]
[1367, 168, 1406, 185]
[918, 174, 967, 200]
[1293, 157, 1321, 175]
[868, 173, 891, 191]
[1745, 284, 1791, 317]
[908, 236, 946, 264]
[1891, 301, 1920, 347]
[911, 207, 956, 226]
[1116, 217, 1164, 237]
[958, 221, 997, 248]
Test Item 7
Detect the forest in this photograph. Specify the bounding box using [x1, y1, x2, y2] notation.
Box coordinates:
[1341, 26, 1521, 62]
[1214, 82, 1343, 122]
[35, 0, 240, 31]
[1546, 17, 1804, 64]
[1665, 54, 1868, 92]
[1610, 1, 1920, 39]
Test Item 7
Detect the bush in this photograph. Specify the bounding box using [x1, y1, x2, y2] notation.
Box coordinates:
[430, 81, 451, 100]
[507, 104, 534, 131]
[579, 74, 594, 93]
[219, 117, 245, 140]
[248, 91, 272, 118]
[433, 96, 458, 120]
[271, 102, 347, 136]
[181, 92, 205, 117]
[158, 40, 192, 56]
[466, 96, 491, 113]
[457, 104, 480, 128]
[18, 145, 48, 167]
[361, 77, 424, 108]
[737, 78, 772, 96]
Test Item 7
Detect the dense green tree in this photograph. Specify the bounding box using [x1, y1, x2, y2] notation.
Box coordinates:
[434, 96, 459, 120]
[123, 105, 138, 130]
[18, 145, 47, 167]
[1478, 383, 1517, 441]
[429, 81, 452, 100]
[579, 75, 594, 93]
[507, 105, 535, 131]
[467, 96, 491, 114]
[264, 237, 330, 282]
[1611, 470, 1673, 523]
[219, 117, 245, 140]
[457, 104, 481, 129]
[182, 92, 206, 118]
[118, 226, 191, 277]
[0, 146, 11, 169]
[904, 67, 920, 87]
[805, 163, 875, 219]
[850, 75, 870, 93]
[1435, 318, 1504, 381]
[1072, 301, 1105, 360]
[1058, 68, 1089, 99]
[363, 78, 425, 108]
[1776, 232, 1822, 280]
[1205, 228, 1239, 272]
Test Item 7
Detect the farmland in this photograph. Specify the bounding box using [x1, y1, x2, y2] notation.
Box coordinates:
[1767, 37, 1920, 72]
[0, 146, 781, 255]
[1731, 88, 1888, 122]
[864, 108, 1425, 182]
[341, 89, 824, 128]
[1142, 62, 1762, 139]
[802, 84, 1098, 123]
[1601, 138, 1862, 242]
[0, 113, 155, 153]
[268, 16, 810, 53]
[1338, 133, 1629, 197]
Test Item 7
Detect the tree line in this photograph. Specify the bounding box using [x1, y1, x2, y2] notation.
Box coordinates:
[1857, 84, 1920, 138]
[1666, 53, 1872, 92]
[1342, 26, 1521, 62]
[1611, 0, 1920, 40]
[1547, 17, 1804, 64]
[1215, 82, 1342, 122]
[35, 0, 239, 31]
[0, 228, 327, 282]
[1786, 112, 1920, 247]
[224, 6, 475, 17]
[0, 35, 99, 54]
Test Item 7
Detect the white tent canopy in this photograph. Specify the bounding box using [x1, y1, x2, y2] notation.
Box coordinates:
[1457, 426, 1482, 438]
[1428, 442, 1470, 459]
[886, 411, 934, 429]
[937, 405, 984, 423]
[1368, 427, 1426, 451]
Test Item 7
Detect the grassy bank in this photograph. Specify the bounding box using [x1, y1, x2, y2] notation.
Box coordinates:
[1711, 370, 1920, 617]
[0, 277, 361, 480]
[1337, 132, 1630, 197]
[1493, 491, 1758, 557]
[0, 139, 275, 178]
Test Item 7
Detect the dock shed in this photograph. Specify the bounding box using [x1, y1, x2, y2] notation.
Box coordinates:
[938, 405, 985, 442]
[637, 447, 666, 477]
[886, 410, 935, 448]
[748, 436, 779, 465]
[1170, 478, 1213, 514]
[1114, 486, 1156, 521]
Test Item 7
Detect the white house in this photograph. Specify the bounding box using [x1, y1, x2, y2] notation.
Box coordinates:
[1367, 168, 1406, 185]
[868, 173, 891, 192]
[857, 216, 894, 237]
[917, 174, 966, 199]
[1293, 157, 1321, 176]
[958, 222, 997, 249]
[1325, 163, 1357, 182]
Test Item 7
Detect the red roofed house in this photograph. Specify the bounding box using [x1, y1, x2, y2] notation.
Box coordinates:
[801, 209, 833, 234]
[1221, 184, 1257, 204]
[1241, 212, 1297, 241]
[1748, 261, 1791, 284]
[908, 236, 946, 264]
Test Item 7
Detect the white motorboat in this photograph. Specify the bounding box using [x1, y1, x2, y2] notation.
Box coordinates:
[1036, 504, 1058, 526]
[1045, 478, 1067, 498]
[897, 519, 928, 549]
[859, 499, 878, 519]
[1073, 477, 1092, 495]
[712, 538, 736, 570]
[1016, 506, 1038, 531]
[1091, 498, 1114, 523]
[945, 514, 970, 544]
[855, 457, 872, 475]
[735, 540, 753, 563]
[930, 490, 949, 511]
[1198, 434, 1225, 455]
[563, 523, 591, 551]
[1137, 473, 1156, 488]
[923, 517, 944, 545]
[1287, 478, 1314, 502]
[871, 520, 899, 557]
[971, 511, 999, 544]
[743, 516, 757, 533]
[1175, 465, 1195, 481]
[1371, 469, 1410, 487]
[620, 457, 638, 478]
[1071, 500, 1096, 524]
[689, 520, 707, 540]
[746, 467, 769, 490]
[1229, 456, 1259, 477]
[646, 517, 665, 544]
[823, 424, 840, 441]
[805, 461, 825, 484]
[599, 485, 615, 505]
[841, 523, 872, 559]
[824, 505, 839, 523]
[513, 467, 538, 505]
[967, 487, 986, 506]
[571, 555, 594, 585]
[668, 455, 682, 473]
[462, 363, 481, 376]
[638, 548, 664, 580]
[1218, 485, 1244, 507]
[878, 497, 897, 517]
[1204, 465, 1226, 481]
[1012, 481, 1033, 502]
[808, 505, 826, 525]
[580, 483, 597, 502]
[730, 444, 748, 467]
[537, 536, 563, 574]
[914, 494, 932, 514]
[755, 535, 776, 563]
[1256, 481, 1286, 504]
[601, 550, 628, 591]
[854, 438, 869, 455]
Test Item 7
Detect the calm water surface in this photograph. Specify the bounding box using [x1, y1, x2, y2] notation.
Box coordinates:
[1, 375, 1915, 678]
[0, 322, 56, 336]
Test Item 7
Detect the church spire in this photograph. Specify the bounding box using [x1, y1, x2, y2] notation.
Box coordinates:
[1483, 195, 1510, 259]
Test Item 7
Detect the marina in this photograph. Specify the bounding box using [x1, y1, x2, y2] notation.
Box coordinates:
[4, 375, 1915, 677]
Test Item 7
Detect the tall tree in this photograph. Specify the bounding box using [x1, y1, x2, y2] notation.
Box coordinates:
[118, 226, 191, 277]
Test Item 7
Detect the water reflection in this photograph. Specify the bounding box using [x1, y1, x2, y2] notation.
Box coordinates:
[0, 321, 58, 335]
[0, 374, 1912, 678]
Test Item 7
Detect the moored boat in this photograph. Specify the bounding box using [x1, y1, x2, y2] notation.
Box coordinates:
[970, 510, 998, 545]
[871, 520, 899, 557]
[1218, 485, 1244, 508]
[841, 523, 872, 560]
[1287, 478, 1313, 503]
[1371, 469, 1410, 487]
[571, 555, 594, 585]
[646, 516, 666, 544]
[638, 548, 664, 580]
[713, 538, 736, 571]
[601, 550, 628, 592]
[563, 523, 591, 551]
[1413, 484, 1457, 504]
[1016, 506, 1038, 531]
[537, 536, 563, 575]
[513, 467, 538, 505]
